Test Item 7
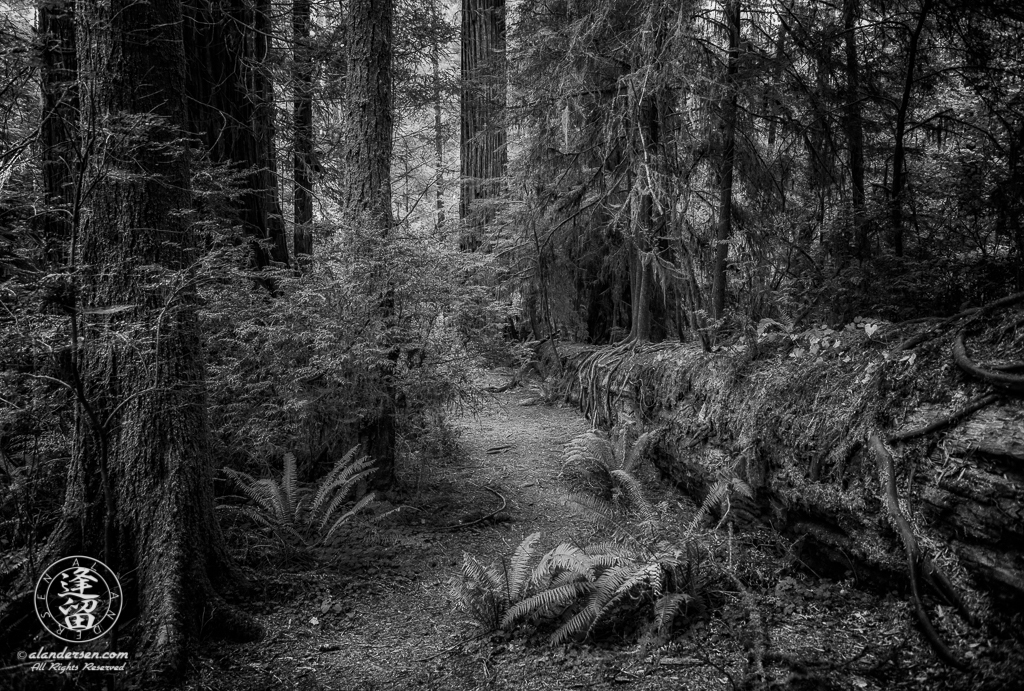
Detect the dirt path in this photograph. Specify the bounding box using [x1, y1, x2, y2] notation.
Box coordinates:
[187, 373, 691, 691]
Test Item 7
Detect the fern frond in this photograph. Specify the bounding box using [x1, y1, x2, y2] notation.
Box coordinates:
[654, 592, 693, 633]
[508, 532, 542, 601]
[222, 468, 277, 515]
[610, 469, 655, 521]
[281, 452, 298, 519]
[502, 581, 594, 629]
[534, 543, 590, 584]
[686, 479, 730, 534]
[567, 491, 622, 525]
[313, 467, 377, 531]
[624, 430, 659, 472]
[308, 455, 375, 522]
[550, 604, 596, 645]
[319, 492, 376, 545]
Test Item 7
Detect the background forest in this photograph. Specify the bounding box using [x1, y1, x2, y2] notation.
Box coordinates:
[1, 0, 1023, 688]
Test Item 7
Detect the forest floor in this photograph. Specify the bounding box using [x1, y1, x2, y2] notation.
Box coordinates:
[180, 370, 1001, 691]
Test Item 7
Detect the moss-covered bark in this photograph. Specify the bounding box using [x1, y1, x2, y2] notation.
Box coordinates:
[556, 315, 1024, 615]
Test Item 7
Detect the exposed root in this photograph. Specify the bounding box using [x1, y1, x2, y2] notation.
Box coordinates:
[953, 332, 1024, 393]
[899, 290, 1024, 351]
[439, 486, 508, 530]
[888, 393, 1000, 443]
[868, 432, 971, 671]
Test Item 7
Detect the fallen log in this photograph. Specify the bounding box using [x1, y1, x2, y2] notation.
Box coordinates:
[554, 329, 1024, 625]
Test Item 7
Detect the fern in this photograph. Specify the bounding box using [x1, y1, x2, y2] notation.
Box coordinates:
[218, 445, 380, 557]
[561, 427, 659, 520]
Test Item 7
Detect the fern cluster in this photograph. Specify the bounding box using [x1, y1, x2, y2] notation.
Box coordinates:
[218, 445, 379, 557]
[561, 428, 659, 521]
[454, 530, 717, 646]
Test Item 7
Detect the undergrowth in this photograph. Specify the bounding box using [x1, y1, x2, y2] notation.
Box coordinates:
[453, 462, 755, 647]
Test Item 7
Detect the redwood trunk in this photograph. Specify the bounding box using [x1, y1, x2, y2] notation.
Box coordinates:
[183, 0, 289, 268]
[460, 0, 506, 251]
[63, 0, 258, 677]
[341, 0, 397, 489]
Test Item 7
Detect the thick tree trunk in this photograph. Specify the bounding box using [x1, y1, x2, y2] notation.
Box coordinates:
[843, 0, 868, 260]
[559, 337, 1024, 613]
[710, 0, 740, 322]
[293, 0, 315, 260]
[183, 0, 289, 268]
[58, 0, 259, 678]
[890, 0, 931, 257]
[460, 0, 506, 251]
[341, 0, 397, 490]
[38, 1, 78, 265]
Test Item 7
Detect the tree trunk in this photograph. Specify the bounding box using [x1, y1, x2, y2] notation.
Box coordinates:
[293, 0, 315, 261]
[890, 0, 931, 257]
[843, 0, 868, 260]
[38, 1, 77, 265]
[460, 0, 506, 251]
[183, 0, 289, 269]
[711, 0, 740, 322]
[62, 0, 259, 678]
[341, 0, 397, 490]
[432, 0, 446, 230]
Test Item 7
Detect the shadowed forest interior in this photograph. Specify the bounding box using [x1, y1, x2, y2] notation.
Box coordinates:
[1, 0, 1023, 689]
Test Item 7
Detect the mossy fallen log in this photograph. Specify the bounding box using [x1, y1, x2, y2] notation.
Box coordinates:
[553, 316, 1024, 621]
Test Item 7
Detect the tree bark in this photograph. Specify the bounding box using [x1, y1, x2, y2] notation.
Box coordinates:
[460, 0, 506, 251]
[38, 1, 78, 265]
[62, 0, 259, 679]
[710, 0, 740, 322]
[341, 0, 397, 490]
[183, 0, 289, 269]
[293, 0, 315, 261]
[432, 0, 446, 230]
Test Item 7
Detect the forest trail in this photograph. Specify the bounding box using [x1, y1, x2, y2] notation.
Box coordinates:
[188, 372, 694, 691]
[185, 371, 948, 691]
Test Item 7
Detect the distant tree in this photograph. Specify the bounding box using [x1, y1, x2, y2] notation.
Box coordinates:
[183, 0, 290, 268]
[293, 0, 315, 260]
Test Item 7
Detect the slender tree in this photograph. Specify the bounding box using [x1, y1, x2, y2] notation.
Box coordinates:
[293, 0, 315, 260]
[710, 0, 741, 321]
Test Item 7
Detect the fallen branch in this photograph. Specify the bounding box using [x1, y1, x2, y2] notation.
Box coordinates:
[888, 394, 1000, 443]
[868, 433, 971, 671]
[953, 332, 1024, 393]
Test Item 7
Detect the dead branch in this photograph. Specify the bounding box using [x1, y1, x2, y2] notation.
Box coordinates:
[868, 433, 970, 671]
[888, 393, 1000, 443]
[953, 332, 1024, 393]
